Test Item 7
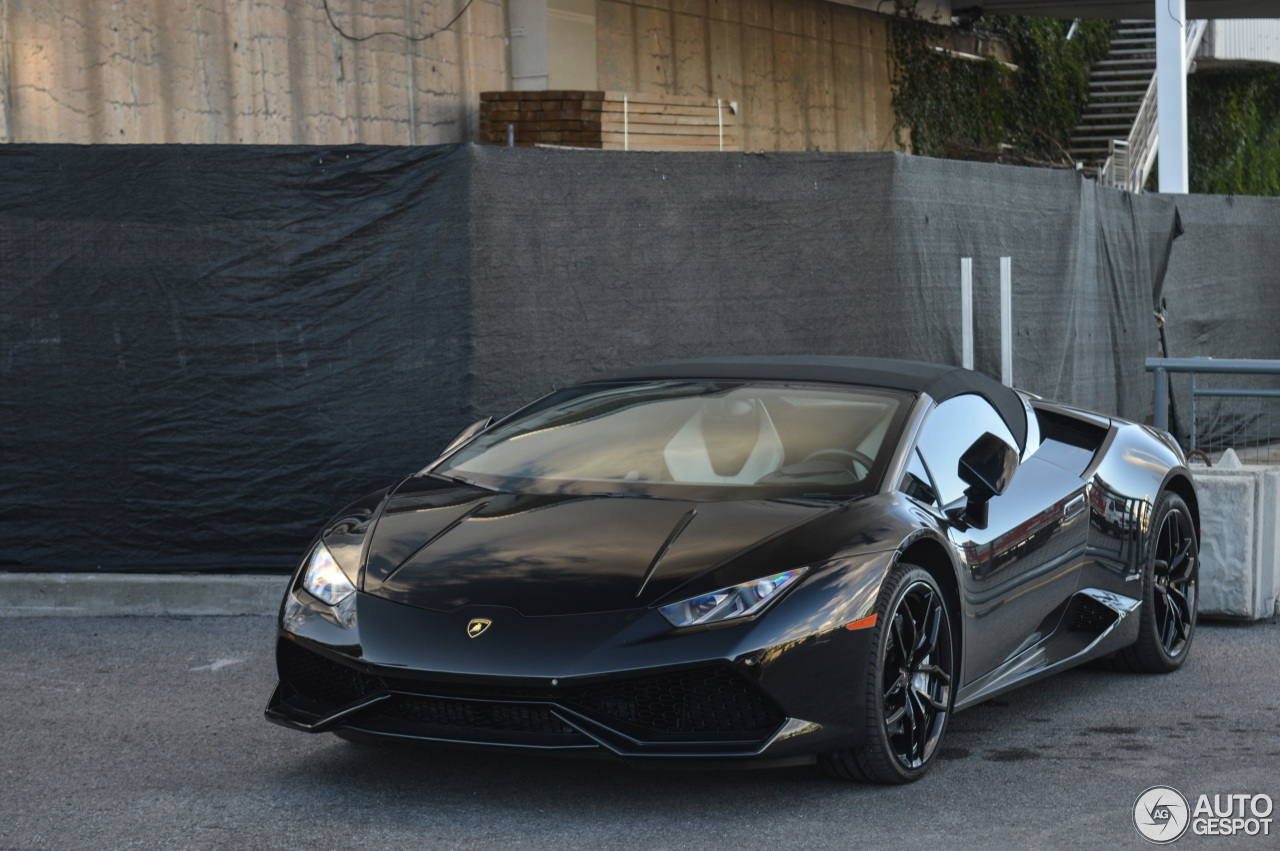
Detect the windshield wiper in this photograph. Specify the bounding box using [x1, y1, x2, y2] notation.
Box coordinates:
[429, 472, 505, 493]
[773, 493, 862, 506]
[587, 491, 683, 501]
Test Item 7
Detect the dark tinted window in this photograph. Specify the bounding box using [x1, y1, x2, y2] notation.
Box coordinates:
[1031, 406, 1107, 476]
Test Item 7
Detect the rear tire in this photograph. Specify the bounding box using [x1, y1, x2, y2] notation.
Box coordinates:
[820, 563, 955, 783]
[1110, 491, 1198, 673]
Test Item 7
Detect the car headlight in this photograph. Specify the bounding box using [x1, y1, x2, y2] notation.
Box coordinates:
[658, 568, 806, 628]
[300, 541, 355, 606]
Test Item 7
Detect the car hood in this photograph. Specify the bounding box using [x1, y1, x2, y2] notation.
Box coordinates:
[359, 479, 834, 616]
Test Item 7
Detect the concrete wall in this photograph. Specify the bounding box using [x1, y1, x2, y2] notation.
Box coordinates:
[510, 0, 550, 89]
[548, 0, 598, 89]
[0, 0, 510, 145]
[1193, 465, 1280, 620]
[595, 0, 899, 152]
[0, 0, 904, 151]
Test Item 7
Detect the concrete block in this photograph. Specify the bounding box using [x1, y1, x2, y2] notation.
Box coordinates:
[1261, 469, 1280, 617]
[1192, 466, 1280, 620]
[0, 573, 285, 617]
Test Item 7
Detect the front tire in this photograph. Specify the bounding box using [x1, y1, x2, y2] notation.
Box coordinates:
[1111, 491, 1199, 673]
[821, 563, 955, 783]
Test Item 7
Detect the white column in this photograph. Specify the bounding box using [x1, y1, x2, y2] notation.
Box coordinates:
[1000, 257, 1012, 387]
[509, 0, 550, 91]
[1157, 0, 1189, 194]
[960, 258, 974, 371]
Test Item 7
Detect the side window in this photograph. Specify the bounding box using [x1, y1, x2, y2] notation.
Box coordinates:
[914, 394, 1018, 507]
[1030, 405, 1108, 476]
[900, 448, 938, 506]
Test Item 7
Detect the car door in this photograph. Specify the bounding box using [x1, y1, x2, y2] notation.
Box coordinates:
[913, 394, 1090, 684]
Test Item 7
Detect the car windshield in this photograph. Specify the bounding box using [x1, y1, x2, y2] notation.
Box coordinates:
[436, 381, 909, 500]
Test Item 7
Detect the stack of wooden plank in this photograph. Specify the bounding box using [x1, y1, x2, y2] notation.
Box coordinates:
[478, 91, 604, 147]
[479, 91, 739, 152]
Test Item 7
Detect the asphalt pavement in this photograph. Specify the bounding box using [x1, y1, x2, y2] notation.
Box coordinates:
[2, 614, 1278, 851]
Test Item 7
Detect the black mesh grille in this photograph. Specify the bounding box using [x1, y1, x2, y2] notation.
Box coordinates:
[379, 674, 548, 700]
[277, 640, 782, 741]
[277, 639, 378, 706]
[1067, 595, 1116, 633]
[380, 695, 577, 735]
[561, 667, 781, 736]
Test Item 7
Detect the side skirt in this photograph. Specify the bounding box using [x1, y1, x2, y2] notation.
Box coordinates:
[953, 588, 1141, 711]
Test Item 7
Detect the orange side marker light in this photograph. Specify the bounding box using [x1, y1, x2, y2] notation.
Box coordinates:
[845, 614, 878, 630]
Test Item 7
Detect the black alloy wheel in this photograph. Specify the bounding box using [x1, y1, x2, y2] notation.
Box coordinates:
[821, 564, 954, 783]
[1110, 491, 1199, 673]
[1152, 499, 1198, 657]
[882, 578, 953, 769]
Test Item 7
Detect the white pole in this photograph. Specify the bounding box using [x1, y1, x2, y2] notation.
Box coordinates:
[1000, 257, 1012, 387]
[961, 258, 974, 370]
[1157, 0, 1189, 193]
[717, 98, 723, 152]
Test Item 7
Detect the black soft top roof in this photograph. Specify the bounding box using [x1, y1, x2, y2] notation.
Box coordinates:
[600, 355, 1028, 451]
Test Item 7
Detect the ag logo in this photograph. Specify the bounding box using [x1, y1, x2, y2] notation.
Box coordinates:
[1134, 786, 1190, 844]
[466, 618, 492, 638]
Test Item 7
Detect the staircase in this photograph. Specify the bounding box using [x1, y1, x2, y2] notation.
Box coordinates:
[1069, 20, 1157, 167]
[1069, 19, 1209, 191]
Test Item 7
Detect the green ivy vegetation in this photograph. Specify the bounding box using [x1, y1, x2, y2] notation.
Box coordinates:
[1188, 68, 1280, 196]
[887, 14, 1114, 162]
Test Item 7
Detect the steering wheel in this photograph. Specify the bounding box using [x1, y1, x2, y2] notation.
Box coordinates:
[801, 448, 874, 479]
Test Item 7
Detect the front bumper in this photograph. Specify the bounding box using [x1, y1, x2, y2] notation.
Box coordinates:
[266, 639, 830, 759]
[267, 552, 892, 762]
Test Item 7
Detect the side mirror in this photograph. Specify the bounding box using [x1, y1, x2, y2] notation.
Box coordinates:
[440, 416, 493, 458]
[951, 432, 1018, 529]
[959, 432, 1019, 498]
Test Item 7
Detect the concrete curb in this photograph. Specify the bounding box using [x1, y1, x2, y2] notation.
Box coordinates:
[0, 573, 286, 617]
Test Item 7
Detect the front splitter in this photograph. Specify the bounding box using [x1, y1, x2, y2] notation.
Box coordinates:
[265, 679, 843, 763]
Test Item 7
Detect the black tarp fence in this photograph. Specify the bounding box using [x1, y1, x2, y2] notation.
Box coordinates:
[0, 144, 1195, 572]
[1158, 195, 1280, 450]
[1, 145, 473, 572]
[467, 147, 1181, 423]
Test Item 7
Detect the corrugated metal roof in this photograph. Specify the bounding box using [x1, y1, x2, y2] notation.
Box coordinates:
[1200, 18, 1280, 64]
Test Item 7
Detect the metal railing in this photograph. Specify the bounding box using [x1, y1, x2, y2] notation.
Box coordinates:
[1146, 357, 1280, 465]
[1099, 20, 1207, 193]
